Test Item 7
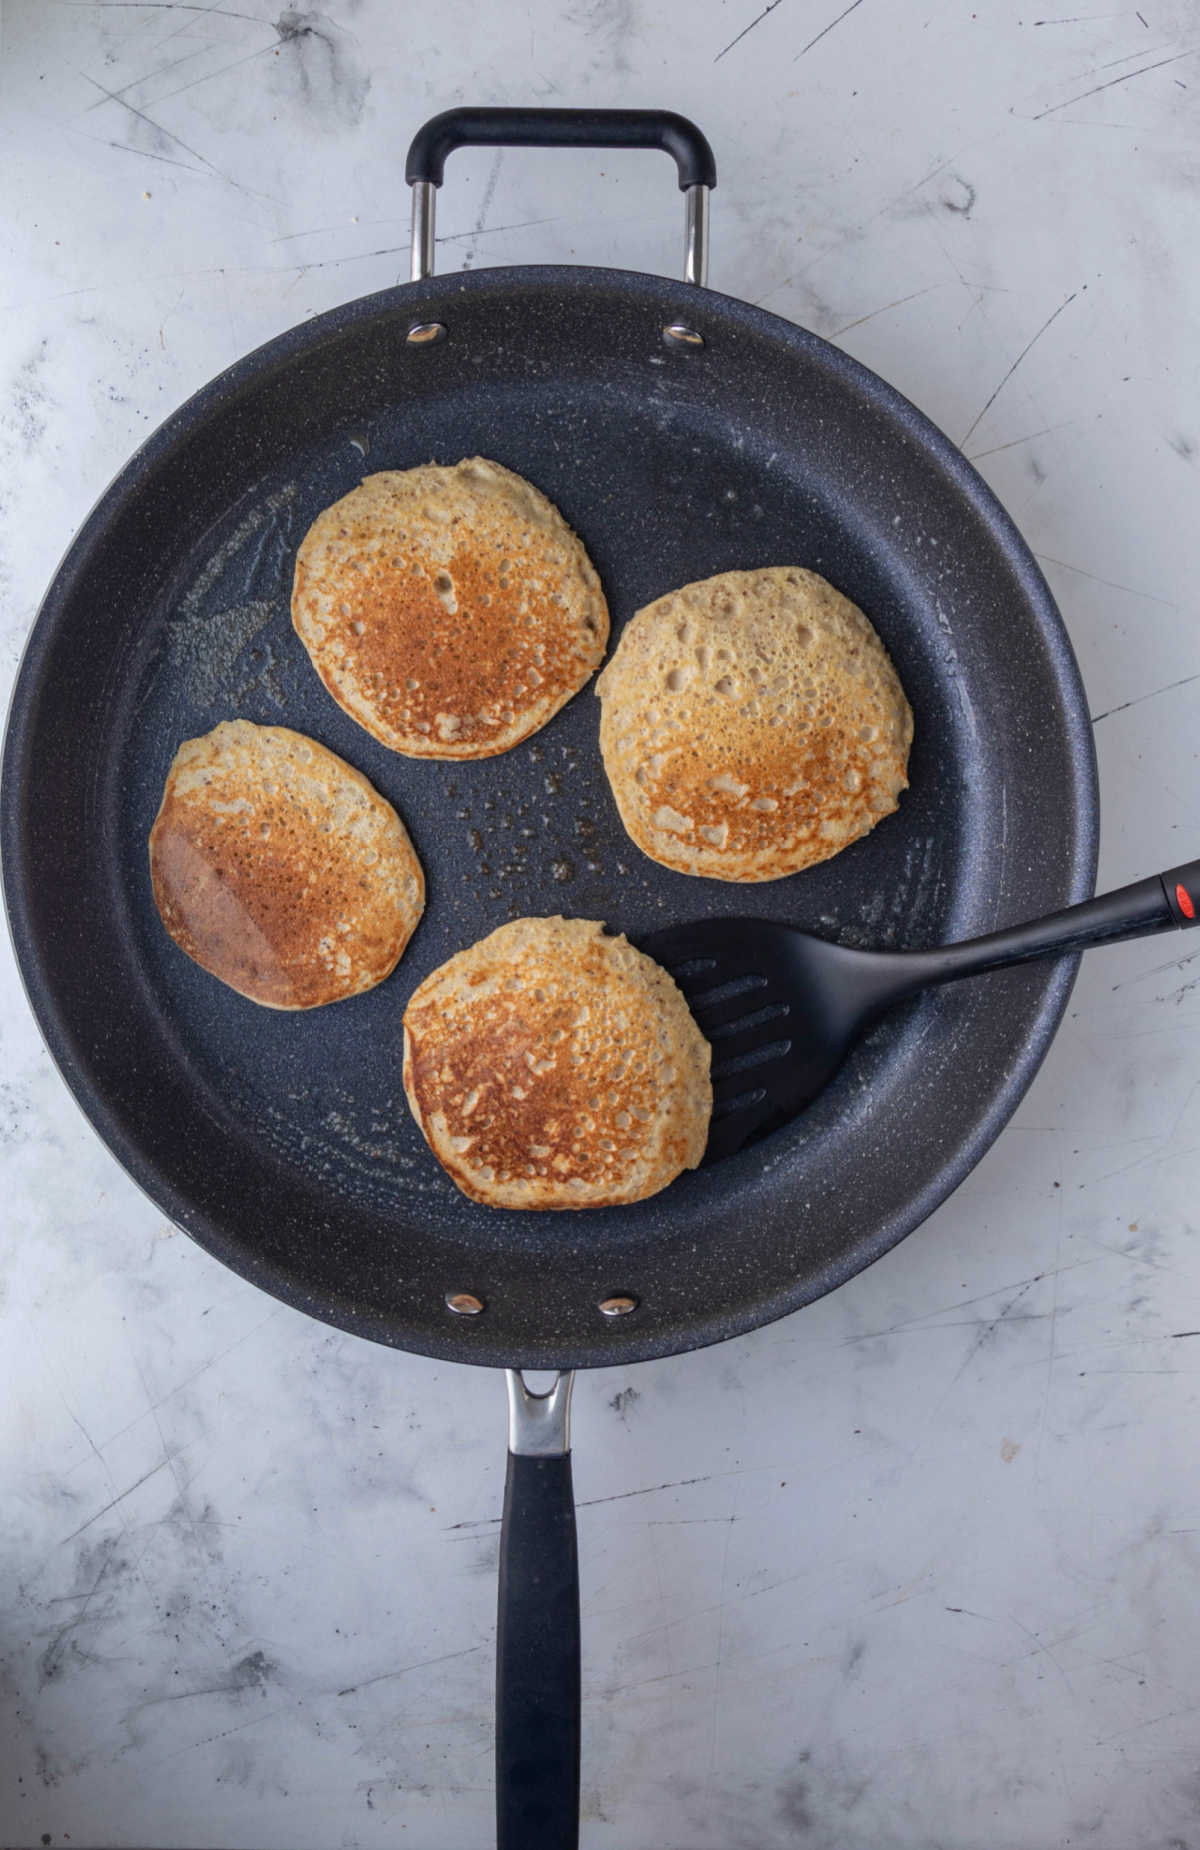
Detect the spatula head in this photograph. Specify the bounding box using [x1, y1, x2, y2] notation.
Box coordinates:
[641, 917, 878, 1162]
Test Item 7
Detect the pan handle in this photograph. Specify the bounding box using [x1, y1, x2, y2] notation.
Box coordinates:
[405, 106, 716, 286]
[496, 1369, 580, 1850]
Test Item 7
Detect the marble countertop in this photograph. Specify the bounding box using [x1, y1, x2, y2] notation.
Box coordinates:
[2, 2, 1199, 1845]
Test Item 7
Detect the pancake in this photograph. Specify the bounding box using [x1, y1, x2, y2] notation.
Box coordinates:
[149, 719, 424, 1009]
[291, 458, 609, 759]
[402, 917, 711, 1209]
[596, 567, 913, 881]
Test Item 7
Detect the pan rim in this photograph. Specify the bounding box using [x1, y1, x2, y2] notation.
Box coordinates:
[1, 263, 1100, 1368]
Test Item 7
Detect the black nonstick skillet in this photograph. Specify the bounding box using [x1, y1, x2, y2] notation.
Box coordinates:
[1, 109, 1099, 1848]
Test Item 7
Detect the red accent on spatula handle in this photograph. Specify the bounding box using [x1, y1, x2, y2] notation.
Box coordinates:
[1162, 864, 1200, 926]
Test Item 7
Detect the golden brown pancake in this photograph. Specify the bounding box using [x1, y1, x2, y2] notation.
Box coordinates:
[402, 917, 711, 1209]
[290, 459, 609, 759]
[149, 719, 424, 1009]
[596, 567, 913, 881]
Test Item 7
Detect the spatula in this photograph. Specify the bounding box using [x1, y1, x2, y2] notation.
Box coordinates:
[641, 858, 1200, 1162]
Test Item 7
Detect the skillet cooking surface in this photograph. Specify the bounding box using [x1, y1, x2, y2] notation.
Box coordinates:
[2, 267, 1097, 1367]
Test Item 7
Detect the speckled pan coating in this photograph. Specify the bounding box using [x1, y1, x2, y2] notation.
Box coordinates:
[0, 265, 1098, 1369]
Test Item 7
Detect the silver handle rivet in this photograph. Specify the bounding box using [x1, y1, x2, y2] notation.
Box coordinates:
[599, 1294, 639, 1317]
[446, 1290, 484, 1316]
[663, 323, 704, 348]
[407, 321, 447, 346]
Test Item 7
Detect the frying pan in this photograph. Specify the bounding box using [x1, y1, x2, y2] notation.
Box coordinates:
[1, 108, 1098, 1847]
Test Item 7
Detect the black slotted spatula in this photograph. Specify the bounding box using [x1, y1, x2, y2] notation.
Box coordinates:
[642, 859, 1200, 1163]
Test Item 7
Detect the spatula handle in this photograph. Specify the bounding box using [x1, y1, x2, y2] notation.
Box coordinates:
[910, 858, 1200, 986]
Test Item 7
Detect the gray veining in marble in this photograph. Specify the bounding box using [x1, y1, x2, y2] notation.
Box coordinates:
[2, 1, 1199, 1845]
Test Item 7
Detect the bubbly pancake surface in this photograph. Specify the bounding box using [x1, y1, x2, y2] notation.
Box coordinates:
[149, 719, 424, 1009]
[597, 567, 913, 881]
[291, 458, 609, 759]
[402, 917, 712, 1209]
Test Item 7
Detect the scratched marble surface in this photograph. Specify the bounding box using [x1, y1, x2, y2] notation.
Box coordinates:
[1, 2, 1199, 1845]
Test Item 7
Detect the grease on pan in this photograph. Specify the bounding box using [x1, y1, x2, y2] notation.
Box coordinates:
[291, 458, 609, 759]
[149, 719, 424, 1009]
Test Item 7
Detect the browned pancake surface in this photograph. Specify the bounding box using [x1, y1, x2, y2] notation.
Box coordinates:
[149, 720, 424, 1008]
[597, 568, 913, 881]
[402, 917, 711, 1208]
[291, 459, 609, 759]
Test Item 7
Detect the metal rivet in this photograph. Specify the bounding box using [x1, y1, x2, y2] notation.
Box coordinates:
[445, 1291, 484, 1316]
[599, 1294, 639, 1317]
[663, 322, 705, 348]
[407, 321, 447, 346]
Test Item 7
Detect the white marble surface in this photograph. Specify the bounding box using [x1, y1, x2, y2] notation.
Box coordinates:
[2, 2, 1199, 1845]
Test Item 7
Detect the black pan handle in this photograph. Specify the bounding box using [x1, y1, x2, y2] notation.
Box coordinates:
[406, 107, 716, 191]
[496, 1371, 580, 1850]
[404, 107, 715, 287]
[901, 857, 1200, 990]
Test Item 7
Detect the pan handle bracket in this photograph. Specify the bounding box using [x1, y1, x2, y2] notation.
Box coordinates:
[506, 1368, 574, 1455]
